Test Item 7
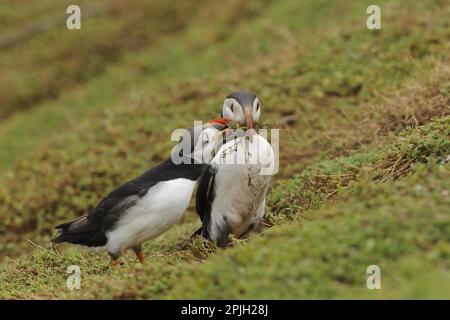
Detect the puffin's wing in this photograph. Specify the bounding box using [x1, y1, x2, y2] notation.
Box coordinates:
[195, 165, 217, 235]
[53, 179, 154, 247]
[88, 179, 155, 229]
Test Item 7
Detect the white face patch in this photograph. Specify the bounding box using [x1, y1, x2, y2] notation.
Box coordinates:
[171, 125, 223, 165]
[222, 98, 245, 124]
[195, 127, 221, 164]
[252, 97, 261, 123]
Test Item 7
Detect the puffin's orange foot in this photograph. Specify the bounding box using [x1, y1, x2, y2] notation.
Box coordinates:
[111, 259, 120, 268]
[135, 252, 145, 263]
[132, 245, 145, 263]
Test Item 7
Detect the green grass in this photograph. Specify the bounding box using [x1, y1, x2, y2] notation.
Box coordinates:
[0, 0, 449, 299]
[6, 0, 450, 170]
[1, 117, 448, 299]
[0, 0, 358, 168]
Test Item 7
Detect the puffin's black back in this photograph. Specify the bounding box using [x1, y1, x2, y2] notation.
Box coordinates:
[53, 158, 206, 247]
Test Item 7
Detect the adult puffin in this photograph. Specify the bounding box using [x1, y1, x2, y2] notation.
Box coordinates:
[52, 119, 228, 266]
[194, 91, 275, 247]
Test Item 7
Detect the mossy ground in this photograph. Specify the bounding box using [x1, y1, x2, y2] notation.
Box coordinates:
[0, 0, 449, 299]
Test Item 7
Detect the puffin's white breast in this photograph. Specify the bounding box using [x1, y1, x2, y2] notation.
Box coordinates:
[210, 134, 274, 236]
[105, 178, 196, 253]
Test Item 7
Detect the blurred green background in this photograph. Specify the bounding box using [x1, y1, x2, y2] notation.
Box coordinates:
[0, 0, 449, 299]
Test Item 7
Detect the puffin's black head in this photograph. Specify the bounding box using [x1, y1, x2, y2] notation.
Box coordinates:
[174, 122, 227, 165]
[221, 90, 261, 141]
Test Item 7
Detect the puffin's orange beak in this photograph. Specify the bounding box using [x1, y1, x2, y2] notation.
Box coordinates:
[206, 118, 230, 151]
[207, 118, 229, 130]
[244, 109, 254, 142]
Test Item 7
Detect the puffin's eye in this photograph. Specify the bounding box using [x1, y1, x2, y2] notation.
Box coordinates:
[256, 102, 260, 111]
[230, 103, 235, 112]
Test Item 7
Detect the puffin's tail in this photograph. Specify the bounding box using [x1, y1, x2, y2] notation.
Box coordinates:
[52, 215, 107, 247]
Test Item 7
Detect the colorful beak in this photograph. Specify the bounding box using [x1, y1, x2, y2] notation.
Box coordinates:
[244, 109, 254, 142]
[207, 118, 229, 131]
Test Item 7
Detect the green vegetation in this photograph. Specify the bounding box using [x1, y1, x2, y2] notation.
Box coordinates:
[0, 0, 449, 299]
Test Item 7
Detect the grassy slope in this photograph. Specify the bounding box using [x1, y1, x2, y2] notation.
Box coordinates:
[1, 117, 448, 299]
[0, 0, 217, 119]
[0, 0, 449, 298]
[171, 118, 449, 299]
[0, 0, 357, 169]
[0, 0, 380, 254]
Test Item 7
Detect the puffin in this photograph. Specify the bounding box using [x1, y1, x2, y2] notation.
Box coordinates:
[194, 91, 275, 247]
[52, 119, 228, 266]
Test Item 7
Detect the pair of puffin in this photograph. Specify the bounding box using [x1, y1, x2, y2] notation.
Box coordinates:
[53, 91, 275, 266]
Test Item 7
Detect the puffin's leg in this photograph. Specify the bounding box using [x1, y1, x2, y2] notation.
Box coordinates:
[109, 252, 120, 268]
[132, 245, 145, 263]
